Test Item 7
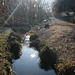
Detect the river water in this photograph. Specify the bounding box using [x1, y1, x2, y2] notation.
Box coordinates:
[12, 35, 56, 75]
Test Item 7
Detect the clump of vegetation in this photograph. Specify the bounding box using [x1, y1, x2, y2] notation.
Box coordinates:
[0, 48, 2, 52]
[20, 28, 26, 33]
[30, 39, 40, 50]
[8, 32, 22, 59]
[0, 32, 10, 74]
[55, 59, 75, 75]
[6, 52, 12, 62]
[39, 45, 57, 70]
[0, 53, 2, 57]
[9, 31, 22, 42]
[0, 31, 16, 75]
[30, 34, 38, 41]
[9, 40, 21, 59]
[44, 24, 49, 28]
[5, 61, 12, 75]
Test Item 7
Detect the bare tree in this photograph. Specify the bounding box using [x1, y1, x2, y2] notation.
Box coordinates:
[0, 0, 52, 26]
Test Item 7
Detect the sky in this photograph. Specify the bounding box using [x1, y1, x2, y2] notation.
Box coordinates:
[46, 0, 55, 2]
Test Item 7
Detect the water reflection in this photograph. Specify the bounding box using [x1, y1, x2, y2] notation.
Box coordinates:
[31, 53, 36, 58]
[39, 61, 51, 71]
[12, 35, 56, 75]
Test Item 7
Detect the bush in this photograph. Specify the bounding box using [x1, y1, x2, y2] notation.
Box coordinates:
[8, 32, 22, 59]
[9, 40, 21, 59]
[30, 40, 40, 50]
[44, 24, 49, 28]
[30, 34, 38, 41]
[39, 45, 57, 70]
[20, 28, 26, 33]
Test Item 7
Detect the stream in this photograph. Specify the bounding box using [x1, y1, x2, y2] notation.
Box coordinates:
[12, 35, 56, 75]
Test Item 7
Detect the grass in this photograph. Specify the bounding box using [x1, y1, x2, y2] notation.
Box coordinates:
[33, 22, 75, 75]
[5, 60, 12, 75]
[0, 29, 12, 75]
[0, 48, 2, 52]
[8, 32, 22, 59]
[0, 33, 7, 48]
[55, 59, 75, 75]
[6, 52, 12, 61]
[0, 53, 2, 57]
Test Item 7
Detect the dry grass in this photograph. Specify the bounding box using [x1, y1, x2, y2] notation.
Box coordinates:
[32, 20, 75, 65]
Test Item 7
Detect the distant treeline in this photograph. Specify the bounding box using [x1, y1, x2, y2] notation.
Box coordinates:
[52, 0, 75, 23]
[0, 0, 51, 26]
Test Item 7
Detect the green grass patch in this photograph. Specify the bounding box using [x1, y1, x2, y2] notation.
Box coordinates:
[6, 52, 12, 61]
[0, 48, 2, 52]
[5, 61, 12, 75]
[0, 53, 3, 57]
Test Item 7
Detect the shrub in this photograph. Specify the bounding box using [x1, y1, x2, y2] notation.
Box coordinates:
[30, 39, 40, 50]
[39, 45, 57, 70]
[44, 24, 49, 28]
[7, 31, 22, 59]
[9, 40, 21, 59]
[30, 34, 38, 41]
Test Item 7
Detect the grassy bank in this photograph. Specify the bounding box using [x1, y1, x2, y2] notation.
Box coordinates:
[29, 23, 75, 75]
[0, 29, 22, 75]
[0, 29, 11, 75]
